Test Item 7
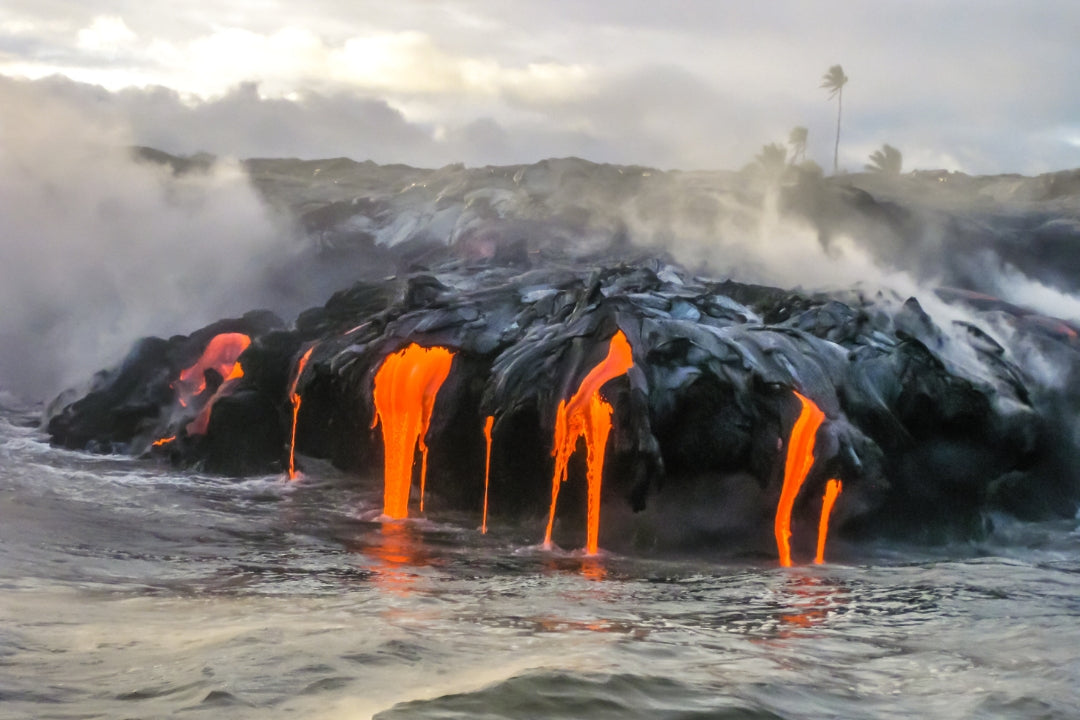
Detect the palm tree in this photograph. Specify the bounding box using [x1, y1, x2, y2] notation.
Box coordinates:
[866, 144, 903, 175]
[821, 65, 848, 174]
[788, 126, 808, 165]
[755, 142, 788, 180]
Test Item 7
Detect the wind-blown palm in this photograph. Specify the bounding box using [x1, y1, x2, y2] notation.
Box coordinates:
[788, 126, 808, 165]
[756, 142, 788, 180]
[821, 65, 848, 174]
[866, 144, 902, 175]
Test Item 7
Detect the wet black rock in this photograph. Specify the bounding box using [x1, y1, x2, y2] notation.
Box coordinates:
[48, 310, 285, 460]
[45, 255, 1080, 550]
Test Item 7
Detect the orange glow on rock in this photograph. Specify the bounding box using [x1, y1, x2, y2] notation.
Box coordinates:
[774, 391, 826, 568]
[184, 377, 241, 436]
[174, 333, 251, 407]
[172, 333, 251, 436]
[482, 415, 494, 534]
[371, 344, 455, 519]
[814, 479, 843, 565]
[288, 346, 315, 480]
[544, 330, 633, 555]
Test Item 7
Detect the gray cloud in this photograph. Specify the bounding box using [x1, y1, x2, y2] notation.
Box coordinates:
[3, 2, 1080, 173]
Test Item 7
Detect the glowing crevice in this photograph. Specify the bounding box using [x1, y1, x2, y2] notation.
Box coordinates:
[774, 390, 826, 567]
[371, 344, 455, 519]
[544, 330, 633, 555]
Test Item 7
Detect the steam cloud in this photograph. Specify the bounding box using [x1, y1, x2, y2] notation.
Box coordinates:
[0, 78, 297, 401]
[5, 72, 1080, 407]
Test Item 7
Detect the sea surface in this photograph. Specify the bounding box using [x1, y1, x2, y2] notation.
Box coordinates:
[2, 406, 1079, 720]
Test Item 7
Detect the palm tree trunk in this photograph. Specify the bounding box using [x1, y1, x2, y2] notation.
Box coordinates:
[833, 88, 843, 174]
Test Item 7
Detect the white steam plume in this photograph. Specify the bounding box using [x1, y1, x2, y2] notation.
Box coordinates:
[0, 79, 297, 401]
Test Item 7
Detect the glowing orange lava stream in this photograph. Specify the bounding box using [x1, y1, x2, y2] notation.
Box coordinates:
[151, 333, 252, 443]
[544, 329, 633, 555]
[371, 344, 455, 519]
[814, 479, 843, 564]
[174, 333, 251, 407]
[482, 415, 494, 534]
[774, 390, 826, 567]
[288, 346, 315, 480]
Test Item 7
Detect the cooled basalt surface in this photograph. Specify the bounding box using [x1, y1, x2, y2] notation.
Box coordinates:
[46, 254, 1080, 556]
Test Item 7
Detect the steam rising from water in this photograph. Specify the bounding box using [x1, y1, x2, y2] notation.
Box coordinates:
[0, 80, 296, 400]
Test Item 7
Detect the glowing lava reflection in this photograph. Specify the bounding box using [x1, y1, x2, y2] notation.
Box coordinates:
[774, 391, 826, 568]
[371, 344, 455, 519]
[544, 330, 633, 555]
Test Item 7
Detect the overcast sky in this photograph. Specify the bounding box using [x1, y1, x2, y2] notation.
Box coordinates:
[2, 0, 1079, 172]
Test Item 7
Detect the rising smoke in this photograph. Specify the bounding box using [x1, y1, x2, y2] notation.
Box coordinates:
[5, 71, 1080, 408]
[0, 78, 299, 401]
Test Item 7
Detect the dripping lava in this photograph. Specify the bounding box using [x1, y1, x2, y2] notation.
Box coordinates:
[45, 253, 1080, 565]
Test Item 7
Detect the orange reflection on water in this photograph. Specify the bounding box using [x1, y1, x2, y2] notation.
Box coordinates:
[360, 522, 428, 594]
[579, 556, 606, 582]
[777, 573, 844, 635]
[541, 554, 607, 582]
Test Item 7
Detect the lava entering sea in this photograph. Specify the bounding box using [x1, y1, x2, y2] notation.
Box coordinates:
[371, 343, 455, 519]
[545, 329, 633, 555]
[45, 256, 1080, 563]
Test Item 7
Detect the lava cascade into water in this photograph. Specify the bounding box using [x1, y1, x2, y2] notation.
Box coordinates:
[544, 329, 633, 555]
[481, 415, 494, 534]
[774, 391, 827, 567]
[371, 344, 455, 519]
[815, 479, 842, 564]
[287, 346, 315, 480]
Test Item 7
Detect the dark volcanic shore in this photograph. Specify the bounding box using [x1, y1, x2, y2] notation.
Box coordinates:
[44, 152, 1080, 557]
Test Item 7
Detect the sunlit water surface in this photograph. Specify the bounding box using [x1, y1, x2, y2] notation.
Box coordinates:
[2, 410, 1079, 720]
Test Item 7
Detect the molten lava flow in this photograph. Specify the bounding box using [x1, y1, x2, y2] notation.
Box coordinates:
[482, 415, 494, 534]
[174, 333, 251, 407]
[371, 344, 455, 519]
[814, 479, 843, 565]
[184, 378, 241, 436]
[544, 330, 633, 555]
[288, 346, 315, 480]
[774, 391, 827, 568]
[152, 435, 175, 447]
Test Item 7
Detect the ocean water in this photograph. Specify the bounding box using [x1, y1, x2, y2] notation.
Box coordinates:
[2, 408, 1079, 720]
